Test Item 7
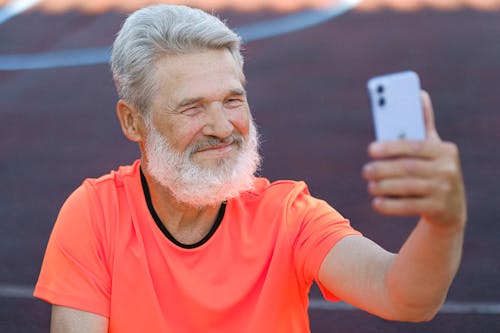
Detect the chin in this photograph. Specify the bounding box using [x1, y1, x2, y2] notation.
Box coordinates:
[193, 153, 239, 169]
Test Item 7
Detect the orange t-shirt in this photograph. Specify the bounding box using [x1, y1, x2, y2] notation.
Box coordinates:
[34, 160, 360, 332]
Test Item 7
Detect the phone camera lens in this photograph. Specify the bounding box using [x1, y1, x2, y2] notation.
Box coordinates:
[378, 97, 386, 107]
[377, 85, 384, 94]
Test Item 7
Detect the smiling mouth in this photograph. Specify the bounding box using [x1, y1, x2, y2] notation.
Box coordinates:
[194, 140, 238, 157]
[196, 141, 233, 152]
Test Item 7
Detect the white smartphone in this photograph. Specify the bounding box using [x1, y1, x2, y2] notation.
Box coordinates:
[367, 71, 426, 141]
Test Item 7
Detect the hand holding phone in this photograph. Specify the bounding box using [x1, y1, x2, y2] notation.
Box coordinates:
[367, 71, 426, 141]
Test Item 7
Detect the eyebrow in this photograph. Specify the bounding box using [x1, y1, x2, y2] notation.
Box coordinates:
[175, 88, 247, 109]
[177, 97, 204, 109]
[228, 88, 246, 98]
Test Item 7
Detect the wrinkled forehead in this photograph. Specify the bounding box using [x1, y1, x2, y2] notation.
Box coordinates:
[150, 49, 246, 106]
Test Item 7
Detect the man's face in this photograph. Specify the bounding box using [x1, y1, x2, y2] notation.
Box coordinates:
[142, 49, 260, 207]
[146, 49, 250, 170]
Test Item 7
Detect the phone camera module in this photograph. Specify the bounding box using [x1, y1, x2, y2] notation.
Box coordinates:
[378, 97, 386, 107]
[377, 85, 384, 94]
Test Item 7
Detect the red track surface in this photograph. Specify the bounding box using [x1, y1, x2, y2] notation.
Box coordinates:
[1, 4, 499, 332]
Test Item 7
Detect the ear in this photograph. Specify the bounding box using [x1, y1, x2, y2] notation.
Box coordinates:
[116, 99, 146, 142]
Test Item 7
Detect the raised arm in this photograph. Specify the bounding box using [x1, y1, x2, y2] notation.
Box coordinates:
[318, 91, 466, 321]
[51, 305, 109, 333]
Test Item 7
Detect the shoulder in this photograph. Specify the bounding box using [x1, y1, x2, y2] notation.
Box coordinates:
[52, 161, 140, 252]
[241, 177, 310, 202]
[237, 177, 346, 221]
[234, 177, 327, 220]
[76, 161, 141, 212]
[56, 161, 140, 233]
[83, 160, 140, 193]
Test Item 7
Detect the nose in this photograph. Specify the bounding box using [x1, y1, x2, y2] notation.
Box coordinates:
[202, 102, 234, 138]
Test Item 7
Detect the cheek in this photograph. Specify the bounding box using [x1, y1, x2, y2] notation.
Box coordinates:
[159, 119, 203, 151]
[178, 126, 205, 150]
[231, 108, 251, 136]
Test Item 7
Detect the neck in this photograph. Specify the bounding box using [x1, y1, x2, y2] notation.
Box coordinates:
[140, 167, 224, 246]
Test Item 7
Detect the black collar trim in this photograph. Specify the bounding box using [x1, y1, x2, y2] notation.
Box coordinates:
[140, 167, 226, 249]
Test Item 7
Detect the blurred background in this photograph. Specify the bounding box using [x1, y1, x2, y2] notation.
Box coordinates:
[1, 0, 499, 331]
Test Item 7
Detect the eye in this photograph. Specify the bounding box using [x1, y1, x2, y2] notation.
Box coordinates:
[181, 105, 203, 116]
[224, 98, 244, 109]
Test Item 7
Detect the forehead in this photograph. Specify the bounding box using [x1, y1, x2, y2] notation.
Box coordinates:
[152, 49, 245, 105]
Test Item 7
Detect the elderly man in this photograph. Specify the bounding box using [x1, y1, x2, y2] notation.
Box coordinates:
[34, 4, 467, 333]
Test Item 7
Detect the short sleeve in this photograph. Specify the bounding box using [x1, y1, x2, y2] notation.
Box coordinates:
[33, 183, 111, 317]
[286, 185, 361, 301]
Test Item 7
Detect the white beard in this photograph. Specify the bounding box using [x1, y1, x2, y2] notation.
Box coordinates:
[145, 119, 261, 207]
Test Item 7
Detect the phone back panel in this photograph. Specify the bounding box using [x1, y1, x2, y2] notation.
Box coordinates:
[367, 71, 426, 141]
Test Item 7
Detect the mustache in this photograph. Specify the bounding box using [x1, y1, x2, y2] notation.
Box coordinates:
[188, 134, 245, 154]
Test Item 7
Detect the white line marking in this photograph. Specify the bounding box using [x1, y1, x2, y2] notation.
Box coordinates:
[439, 301, 500, 314]
[235, 0, 362, 41]
[309, 298, 500, 314]
[0, 0, 42, 24]
[0, 47, 111, 70]
[0, 284, 33, 298]
[0, 0, 361, 71]
[2, 284, 500, 315]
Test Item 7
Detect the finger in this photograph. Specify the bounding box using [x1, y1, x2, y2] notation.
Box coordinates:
[363, 158, 435, 181]
[368, 178, 434, 197]
[368, 140, 442, 160]
[421, 90, 441, 141]
[371, 197, 434, 217]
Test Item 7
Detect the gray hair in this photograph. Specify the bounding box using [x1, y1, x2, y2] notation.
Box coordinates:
[110, 4, 244, 114]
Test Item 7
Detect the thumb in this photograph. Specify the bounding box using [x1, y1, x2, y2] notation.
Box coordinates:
[421, 90, 441, 141]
